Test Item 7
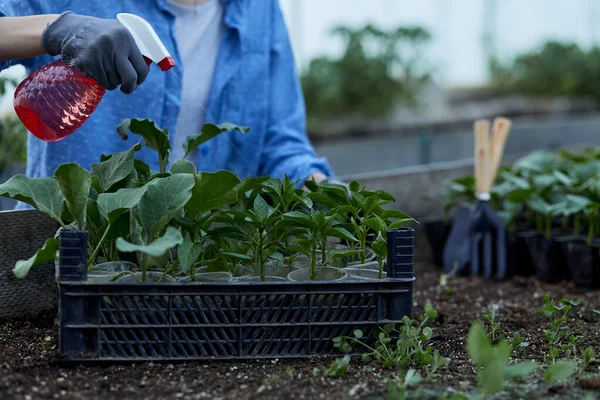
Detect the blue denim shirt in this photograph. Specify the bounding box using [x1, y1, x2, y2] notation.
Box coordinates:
[0, 0, 333, 185]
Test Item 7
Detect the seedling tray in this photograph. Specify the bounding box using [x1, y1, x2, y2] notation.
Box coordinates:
[58, 228, 414, 362]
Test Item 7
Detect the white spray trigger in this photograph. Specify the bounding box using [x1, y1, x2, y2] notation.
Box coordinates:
[117, 13, 175, 71]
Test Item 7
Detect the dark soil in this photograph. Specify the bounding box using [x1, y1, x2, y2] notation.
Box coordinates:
[2, 238, 600, 400]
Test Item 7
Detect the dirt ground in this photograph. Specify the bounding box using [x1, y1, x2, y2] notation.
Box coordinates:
[1, 238, 599, 400]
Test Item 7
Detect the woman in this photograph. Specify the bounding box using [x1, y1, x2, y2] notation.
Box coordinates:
[0, 0, 333, 186]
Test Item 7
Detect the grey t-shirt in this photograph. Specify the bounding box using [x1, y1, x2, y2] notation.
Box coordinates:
[166, 0, 225, 162]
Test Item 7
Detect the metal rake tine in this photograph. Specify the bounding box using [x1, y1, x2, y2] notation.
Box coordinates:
[496, 228, 507, 279]
[471, 232, 482, 276]
[483, 232, 493, 279]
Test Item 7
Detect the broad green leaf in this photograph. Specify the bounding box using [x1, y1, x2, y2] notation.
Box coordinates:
[183, 122, 249, 158]
[170, 159, 196, 175]
[544, 361, 576, 383]
[186, 171, 241, 219]
[562, 194, 592, 216]
[527, 195, 553, 215]
[504, 362, 538, 379]
[54, 163, 91, 229]
[222, 251, 252, 261]
[327, 227, 358, 242]
[139, 174, 195, 236]
[283, 211, 317, 230]
[467, 323, 492, 366]
[381, 210, 413, 220]
[97, 185, 149, 224]
[480, 358, 505, 394]
[505, 188, 534, 203]
[254, 195, 270, 221]
[533, 174, 558, 189]
[372, 231, 387, 257]
[117, 119, 170, 173]
[90, 143, 141, 192]
[388, 219, 415, 229]
[134, 159, 152, 183]
[117, 226, 183, 257]
[177, 240, 203, 272]
[349, 181, 360, 192]
[554, 170, 574, 187]
[514, 151, 558, 174]
[0, 175, 64, 221]
[13, 238, 58, 278]
[307, 192, 338, 208]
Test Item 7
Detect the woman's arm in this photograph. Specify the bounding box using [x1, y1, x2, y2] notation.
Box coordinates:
[259, 0, 335, 187]
[0, 15, 59, 60]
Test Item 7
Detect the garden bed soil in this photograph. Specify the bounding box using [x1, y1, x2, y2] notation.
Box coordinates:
[1, 237, 599, 400]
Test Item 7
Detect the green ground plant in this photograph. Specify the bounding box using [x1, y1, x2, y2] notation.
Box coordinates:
[538, 296, 582, 362]
[333, 304, 450, 376]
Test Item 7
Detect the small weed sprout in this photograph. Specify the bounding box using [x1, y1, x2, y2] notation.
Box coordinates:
[538, 295, 582, 362]
[481, 309, 501, 342]
[284, 366, 295, 379]
[313, 355, 351, 378]
[580, 347, 597, 375]
[467, 323, 539, 395]
[333, 304, 450, 375]
[386, 369, 423, 400]
[480, 308, 528, 355]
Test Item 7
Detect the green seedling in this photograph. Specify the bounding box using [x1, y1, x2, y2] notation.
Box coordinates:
[313, 355, 350, 378]
[544, 360, 577, 383]
[333, 304, 449, 373]
[386, 369, 423, 400]
[481, 309, 501, 342]
[538, 295, 581, 362]
[467, 323, 539, 395]
[284, 366, 295, 379]
[263, 375, 279, 385]
[580, 347, 597, 374]
[40, 335, 56, 352]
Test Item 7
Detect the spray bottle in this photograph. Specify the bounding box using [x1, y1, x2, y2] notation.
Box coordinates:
[13, 13, 175, 142]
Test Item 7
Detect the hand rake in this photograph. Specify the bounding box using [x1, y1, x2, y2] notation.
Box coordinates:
[443, 117, 512, 278]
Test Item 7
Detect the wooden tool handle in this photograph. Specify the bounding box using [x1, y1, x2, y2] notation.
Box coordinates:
[474, 119, 491, 196]
[488, 117, 512, 188]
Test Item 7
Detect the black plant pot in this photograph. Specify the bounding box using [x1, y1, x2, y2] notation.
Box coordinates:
[523, 233, 570, 283]
[508, 231, 536, 276]
[561, 239, 600, 288]
[423, 220, 452, 267]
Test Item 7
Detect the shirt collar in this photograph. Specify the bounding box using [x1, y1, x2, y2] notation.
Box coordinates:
[155, 0, 245, 31]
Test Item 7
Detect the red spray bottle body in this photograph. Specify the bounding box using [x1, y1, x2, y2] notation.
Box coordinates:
[13, 13, 175, 142]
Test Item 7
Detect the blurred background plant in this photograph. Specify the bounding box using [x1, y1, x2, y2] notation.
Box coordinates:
[490, 42, 600, 101]
[0, 76, 27, 176]
[300, 24, 432, 126]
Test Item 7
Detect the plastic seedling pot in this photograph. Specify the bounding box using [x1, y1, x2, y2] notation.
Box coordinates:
[88, 261, 137, 283]
[346, 247, 376, 266]
[252, 261, 293, 278]
[177, 271, 233, 283]
[525, 234, 570, 283]
[345, 260, 379, 270]
[344, 268, 387, 281]
[510, 231, 536, 276]
[287, 267, 348, 282]
[118, 271, 176, 283]
[236, 275, 288, 282]
[561, 239, 600, 288]
[229, 264, 254, 277]
[424, 220, 452, 267]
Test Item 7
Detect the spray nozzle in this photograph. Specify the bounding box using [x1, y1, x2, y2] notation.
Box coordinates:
[116, 13, 175, 72]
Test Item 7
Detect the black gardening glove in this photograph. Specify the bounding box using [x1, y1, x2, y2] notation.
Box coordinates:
[42, 11, 149, 93]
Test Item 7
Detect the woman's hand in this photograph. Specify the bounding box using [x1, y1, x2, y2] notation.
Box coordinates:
[42, 12, 149, 93]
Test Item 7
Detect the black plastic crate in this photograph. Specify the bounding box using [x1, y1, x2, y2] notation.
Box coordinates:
[58, 228, 415, 362]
